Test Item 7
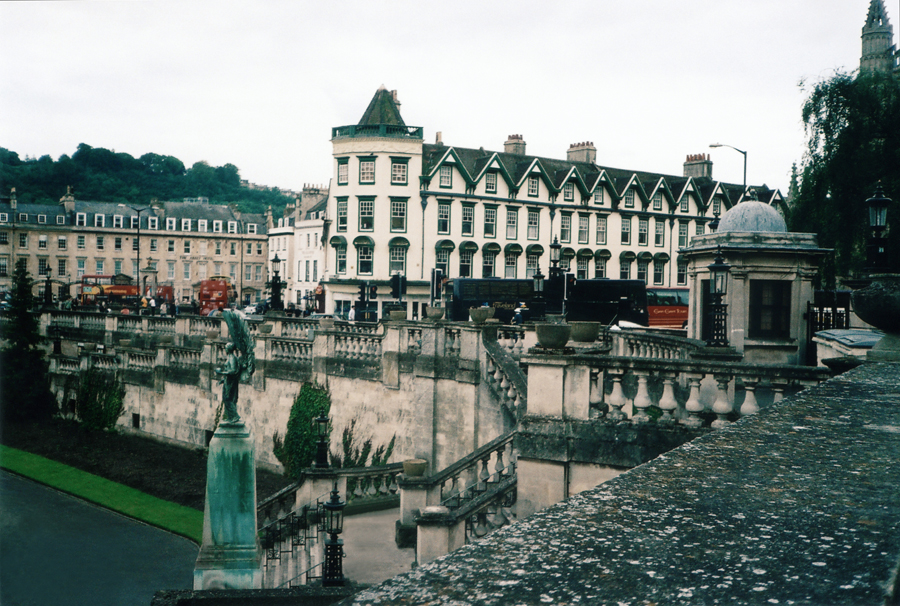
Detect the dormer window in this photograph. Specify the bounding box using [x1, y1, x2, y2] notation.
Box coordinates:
[57, 215, 65, 225]
[624, 190, 635, 208]
[485, 172, 498, 194]
[528, 175, 539, 197]
[439, 165, 452, 188]
[593, 188, 605, 205]
[94, 214, 105, 227]
[148, 216, 158, 230]
[652, 193, 663, 211]
[564, 183, 574, 201]
[181, 218, 191, 231]
[680, 194, 690, 213]
[76, 213, 86, 226]
[166, 217, 176, 230]
[213, 220, 223, 233]
[227, 221, 237, 233]
[198, 219, 208, 232]
[38, 214, 47, 224]
[18, 213, 28, 222]
[113, 215, 124, 228]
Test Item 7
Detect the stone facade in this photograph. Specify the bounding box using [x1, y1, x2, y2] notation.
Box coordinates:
[0, 189, 268, 305]
[321, 87, 787, 319]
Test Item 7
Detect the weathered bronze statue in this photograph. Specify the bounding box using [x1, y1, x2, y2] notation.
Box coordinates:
[215, 311, 255, 424]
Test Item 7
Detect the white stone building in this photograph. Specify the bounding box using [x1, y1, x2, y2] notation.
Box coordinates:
[321, 87, 787, 319]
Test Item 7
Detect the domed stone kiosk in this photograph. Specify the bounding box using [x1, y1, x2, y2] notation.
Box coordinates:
[680, 201, 829, 365]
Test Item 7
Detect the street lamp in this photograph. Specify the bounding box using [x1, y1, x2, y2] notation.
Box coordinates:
[549, 236, 561, 277]
[706, 248, 731, 347]
[43, 267, 53, 307]
[320, 482, 346, 587]
[532, 268, 545, 321]
[314, 414, 329, 468]
[866, 182, 891, 272]
[118, 204, 148, 292]
[709, 143, 747, 200]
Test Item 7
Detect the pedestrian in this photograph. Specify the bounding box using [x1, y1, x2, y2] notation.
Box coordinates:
[348, 306, 356, 322]
[160, 301, 167, 316]
[149, 297, 157, 316]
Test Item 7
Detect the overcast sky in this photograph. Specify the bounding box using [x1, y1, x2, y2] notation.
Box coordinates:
[2, 1, 894, 197]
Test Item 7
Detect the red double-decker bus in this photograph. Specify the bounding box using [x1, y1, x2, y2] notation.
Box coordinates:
[78, 275, 139, 307]
[646, 287, 689, 328]
[198, 277, 231, 316]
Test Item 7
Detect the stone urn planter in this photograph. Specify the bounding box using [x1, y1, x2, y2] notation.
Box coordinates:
[402, 458, 428, 477]
[851, 274, 900, 360]
[469, 306, 495, 324]
[569, 321, 601, 343]
[318, 318, 335, 330]
[258, 323, 274, 334]
[206, 330, 220, 340]
[424, 305, 444, 320]
[535, 322, 572, 349]
[390, 310, 408, 321]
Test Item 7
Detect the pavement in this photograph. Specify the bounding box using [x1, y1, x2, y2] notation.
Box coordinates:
[0, 471, 199, 606]
[1, 469, 416, 604]
[343, 508, 415, 585]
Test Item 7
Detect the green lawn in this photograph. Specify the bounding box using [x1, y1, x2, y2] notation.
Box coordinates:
[0, 445, 203, 544]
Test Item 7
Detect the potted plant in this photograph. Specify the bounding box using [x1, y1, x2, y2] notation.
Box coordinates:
[469, 306, 495, 324]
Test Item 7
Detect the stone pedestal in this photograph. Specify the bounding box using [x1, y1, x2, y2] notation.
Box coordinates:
[193, 421, 262, 590]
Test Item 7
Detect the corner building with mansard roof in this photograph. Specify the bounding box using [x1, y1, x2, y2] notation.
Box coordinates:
[322, 86, 786, 319]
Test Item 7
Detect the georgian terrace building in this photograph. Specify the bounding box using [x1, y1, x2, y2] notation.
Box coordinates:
[0, 188, 268, 305]
[321, 87, 786, 319]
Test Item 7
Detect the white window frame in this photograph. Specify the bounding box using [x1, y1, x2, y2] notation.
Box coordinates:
[655, 220, 665, 247]
[360, 160, 375, 184]
[76, 212, 86, 226]
[560, 214, 571, 243]
[166, 217, 176, 230]
[148, 217, 159, 230]
[578, 215, 589, 244]
[227, 221, 237, 234]
[213, 220, 223, 233]
[38, 214, 47, 225]
[564, 183, 574, 201]
[593, 188, 604, 205]
[528, 175, 539, 197]
[596, 215, 607, 245]
[181, 218, 191, 231]
[527, 210, 540, 240]
[113, 215, 124, 228]
[94, 214, 105, 227]
[247, 224, 257, 234]
[439, 165, 452, 188]
[198, 219, 208, 232]
[485, 172, 497, 194]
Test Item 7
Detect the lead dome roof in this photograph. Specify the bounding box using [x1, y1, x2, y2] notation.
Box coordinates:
[717, 201, 787, 233]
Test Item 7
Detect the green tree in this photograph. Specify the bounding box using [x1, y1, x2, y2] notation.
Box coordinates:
[272, 382, 331, 479]
[0, 259, 57, 422]
[790, 71, 900, 284]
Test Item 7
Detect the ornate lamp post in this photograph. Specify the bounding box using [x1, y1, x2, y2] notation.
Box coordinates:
[266, 254, 287, 311]
[532, 268, 545, 321]
[549, 236, 561, 278]
[706, 249, 731, 347]
[866, 183, 890, 272]
[43, 267, 53, 307]
[314, 414, 329, 468]
[320, 483, 346, 587]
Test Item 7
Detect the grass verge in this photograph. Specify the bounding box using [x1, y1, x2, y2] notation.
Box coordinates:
[0, 445, 203, 544]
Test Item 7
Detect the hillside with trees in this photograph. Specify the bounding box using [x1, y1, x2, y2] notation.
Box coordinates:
[0, 143, 294, 215]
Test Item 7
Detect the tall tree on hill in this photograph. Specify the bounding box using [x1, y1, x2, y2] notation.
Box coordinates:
[789, 71, 900, 286]
[0, 260, 57, 422]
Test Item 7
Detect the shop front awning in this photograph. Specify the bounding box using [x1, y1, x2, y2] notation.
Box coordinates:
[504, 243, 523, 255]
[460, 240, 479, 252]
[353, 235, 374, 248]
[577, 248, 593, 258]
[594, 249, 612, 260]
[329, 235, 347, 248]
[389, 236, 411, 249]
[620, 251, 636, 261]
[561, 247, 576, 259]
[483, 242, 502, 254]
[525, 244, 544, 256]
[435, 239, 456, 251]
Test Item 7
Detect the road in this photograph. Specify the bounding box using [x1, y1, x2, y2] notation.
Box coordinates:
[0, 471, 198, 606]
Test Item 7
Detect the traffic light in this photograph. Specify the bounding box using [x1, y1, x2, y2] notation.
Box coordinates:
[390, 273, 401, 299]
[369, 284, 378, 300]
[358, 282, 367, 302]
[400, 275, 407, 296]
[431, 269, 443, 300]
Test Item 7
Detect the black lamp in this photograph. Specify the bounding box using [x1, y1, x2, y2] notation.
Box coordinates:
[866, 183, 892, 272]
[867, 183, 890, 229]
[532, 268, 545, 321]
[321, 483, 346, 586]
[549, 236, 561, 273]
[706, 248, 731, 347]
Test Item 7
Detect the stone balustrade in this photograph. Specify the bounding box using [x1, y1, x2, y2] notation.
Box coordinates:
[398, 432, 517, 564]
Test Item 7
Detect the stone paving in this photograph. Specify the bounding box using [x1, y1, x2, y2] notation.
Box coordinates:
[343, 363, 900, 605]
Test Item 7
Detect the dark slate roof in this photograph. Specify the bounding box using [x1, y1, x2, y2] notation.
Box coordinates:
[358, 86, 406, 127]
[0, 202, 67, 225]
[420, 143, 769, 208]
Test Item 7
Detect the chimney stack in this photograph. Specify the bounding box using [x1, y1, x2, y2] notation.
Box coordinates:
[683, 153, 713, 179]
[504, 134, 526, 156]
[567, 141, 597, 164]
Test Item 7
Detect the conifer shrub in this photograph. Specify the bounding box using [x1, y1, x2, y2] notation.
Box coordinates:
[272, 382, 331, 479]
[74, 369, 125, 431]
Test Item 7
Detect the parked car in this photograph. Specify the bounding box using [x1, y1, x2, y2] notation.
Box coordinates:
[243, 303, 261, 314]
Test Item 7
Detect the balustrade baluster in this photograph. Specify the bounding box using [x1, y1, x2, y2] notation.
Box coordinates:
[632, 372, 653, 423]
[741, 380, 760, 416]
[772, 383, 786, 402]
[606, 372, 627, 421]
[658, 374, 678, 423]
[494, 447, 506, 477]
[590, 369, 603, 406]
[682, 376, 704, 428]
[711, 375, 733, 428]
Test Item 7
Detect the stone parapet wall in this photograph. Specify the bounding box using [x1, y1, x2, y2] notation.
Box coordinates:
[344, 362, 900, 605]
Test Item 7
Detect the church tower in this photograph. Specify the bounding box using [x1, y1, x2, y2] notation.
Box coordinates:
[860, 0, 899, 75]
